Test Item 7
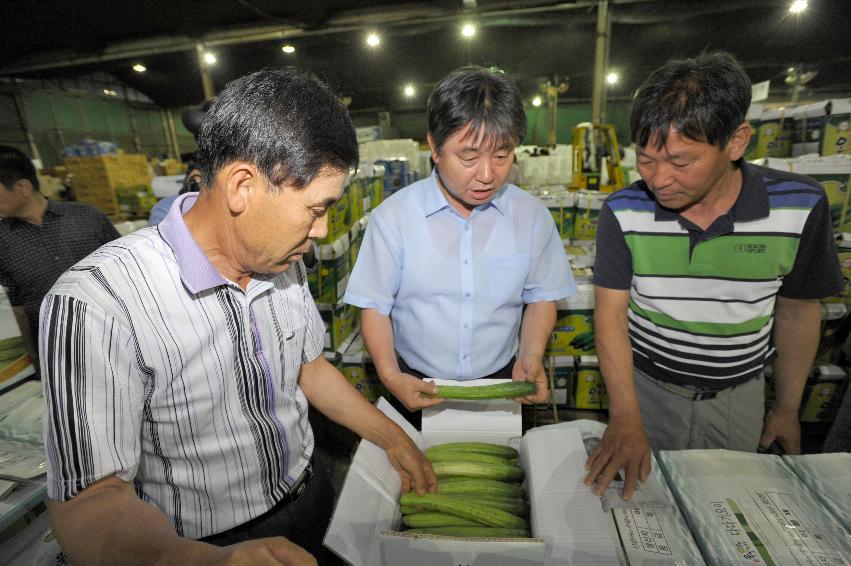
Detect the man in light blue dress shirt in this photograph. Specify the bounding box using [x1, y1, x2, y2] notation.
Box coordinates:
[345, 66, 575, 427]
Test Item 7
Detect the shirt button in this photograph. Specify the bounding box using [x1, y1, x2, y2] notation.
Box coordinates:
[463, 354, 469, 359]
[464, 324, 469, 328]
[465, 292, 470, 297]
[464, 259, 469, 264]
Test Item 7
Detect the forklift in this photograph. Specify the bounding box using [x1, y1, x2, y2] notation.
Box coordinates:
[571, 123, 625, 192]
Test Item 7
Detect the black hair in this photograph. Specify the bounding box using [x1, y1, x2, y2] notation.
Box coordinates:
[0, 145, 38, 192]
[427, 66, 526, 154]
[630, 52, 751, 149]
[196, 67, 358, 191]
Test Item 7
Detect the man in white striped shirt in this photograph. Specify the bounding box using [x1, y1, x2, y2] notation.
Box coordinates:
[40, 68, 436, 565]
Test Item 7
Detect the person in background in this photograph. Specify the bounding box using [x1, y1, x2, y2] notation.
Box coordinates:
[40, 68, 435, 566]
[148, 164, 201, 226]
[586, 52, 842, 500]
[148, 103, 210, 226]
[0, 145, 119, 368]
[345, 66, 575, 428]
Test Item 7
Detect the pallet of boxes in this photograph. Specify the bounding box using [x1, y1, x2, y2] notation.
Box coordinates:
[310, 174, 384, 360]
[63, 152, 157, 221]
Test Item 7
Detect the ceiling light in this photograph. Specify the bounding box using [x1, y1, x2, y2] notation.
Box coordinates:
[404, 85, 415, 97]
[789, 0, 808, 13]
[282, 44, 295, 54]
[531, 96, 542, 107]
[366, 33, 380, 47]
[203, 52, 217, 65]
[462, 23, 476, 38]
[132, 64, 146, 73]
[103, 89, 117, 96]
[606, 72, 619, 85]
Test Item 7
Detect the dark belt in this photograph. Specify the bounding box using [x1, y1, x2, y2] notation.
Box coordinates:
[646, 375, 746, 401]
[201, 462, 314, 544]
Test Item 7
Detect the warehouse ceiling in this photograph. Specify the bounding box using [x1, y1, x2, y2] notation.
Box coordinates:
[2, 0, 850, 112]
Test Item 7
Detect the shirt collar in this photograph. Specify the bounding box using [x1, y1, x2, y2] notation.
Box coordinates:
[423, 168, 507, 218]
[158, 193, 228, 294]
[2, 198, 61, 229]
[652, 161, 769, 223]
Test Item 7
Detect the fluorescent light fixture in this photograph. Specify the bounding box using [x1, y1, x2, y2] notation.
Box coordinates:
[282, 44, 295, 54]
[462, 23, 476, 38]
[366, 33, 380, 47]
[132, 64, 146, 73]
[606, 72, 619, 85]
[789, 0, 808, 13]
[531, 96, 542, 107]
[203, 52, 217, 65]
[404, 84, 415, 97]
[102, 89, 117, 96]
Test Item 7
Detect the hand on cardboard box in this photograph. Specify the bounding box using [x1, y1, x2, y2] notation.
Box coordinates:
[584, 415, 651, 501]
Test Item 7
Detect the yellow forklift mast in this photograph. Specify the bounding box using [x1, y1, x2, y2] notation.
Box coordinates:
[571, 123, 625, 192]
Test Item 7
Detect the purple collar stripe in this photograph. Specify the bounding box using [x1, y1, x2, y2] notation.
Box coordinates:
[158, 193, 228, 294]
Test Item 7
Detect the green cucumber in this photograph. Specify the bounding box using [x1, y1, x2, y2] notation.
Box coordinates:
[426, 381, 536, 400]
[450, 494, 528, 515]
[426, 450, 513, 466]
[432, 460, 524, 482]
[402, 512, 482, 528]
[437, 478, 523, 498]
[400, 493, 528, 530]
[426, 442, 518, 459]
[404, 496, 527, 515]
[405, 526, 530, 538]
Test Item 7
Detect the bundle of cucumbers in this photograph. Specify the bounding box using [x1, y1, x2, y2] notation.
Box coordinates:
[400, 441, 531, 538]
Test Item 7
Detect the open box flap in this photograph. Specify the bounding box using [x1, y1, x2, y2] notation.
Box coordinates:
[324, 398, 414, 565]
[521, 423, 621, 565]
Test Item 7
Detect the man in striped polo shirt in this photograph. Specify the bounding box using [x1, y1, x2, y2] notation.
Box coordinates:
[584, 52, 842, 500]
[40, 69, 436, 565]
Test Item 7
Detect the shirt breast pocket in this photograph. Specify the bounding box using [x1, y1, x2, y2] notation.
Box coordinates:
[488, 253, 530, 306]
[277, 323, 308, 386]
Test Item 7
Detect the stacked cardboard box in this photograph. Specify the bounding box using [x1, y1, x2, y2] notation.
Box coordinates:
[309, 175, 384, 352]
[660, 450, 851, 565]
[155, 159, 185, 177]
[64, 153, 154, 218]
[339, 333, 388, 402]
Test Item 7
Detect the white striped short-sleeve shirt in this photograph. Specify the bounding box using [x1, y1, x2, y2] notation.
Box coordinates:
[39, 193, 324, 539]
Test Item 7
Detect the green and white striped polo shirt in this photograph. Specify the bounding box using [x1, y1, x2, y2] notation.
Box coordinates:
[594, 162, 842, 389]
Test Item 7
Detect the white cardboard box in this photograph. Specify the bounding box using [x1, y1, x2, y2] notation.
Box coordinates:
[324, 379, 622, 565]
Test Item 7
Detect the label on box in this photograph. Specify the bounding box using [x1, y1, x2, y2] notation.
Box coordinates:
[708, 492, 849, 565]
[615, 506, 675, 557]
[548, 311, 595, 356]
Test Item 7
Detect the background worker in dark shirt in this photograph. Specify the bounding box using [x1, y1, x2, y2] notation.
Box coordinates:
[0, 145, 119, 367]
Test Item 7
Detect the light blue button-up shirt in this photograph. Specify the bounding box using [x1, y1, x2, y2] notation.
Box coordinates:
[345, 171, 575, 380]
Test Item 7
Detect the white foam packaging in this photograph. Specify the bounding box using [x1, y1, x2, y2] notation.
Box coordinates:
[783, 453, 851, 532]
[563, 420, 706, 566]
[659, 450, 851, 565]
[324, 381, 624, 565]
